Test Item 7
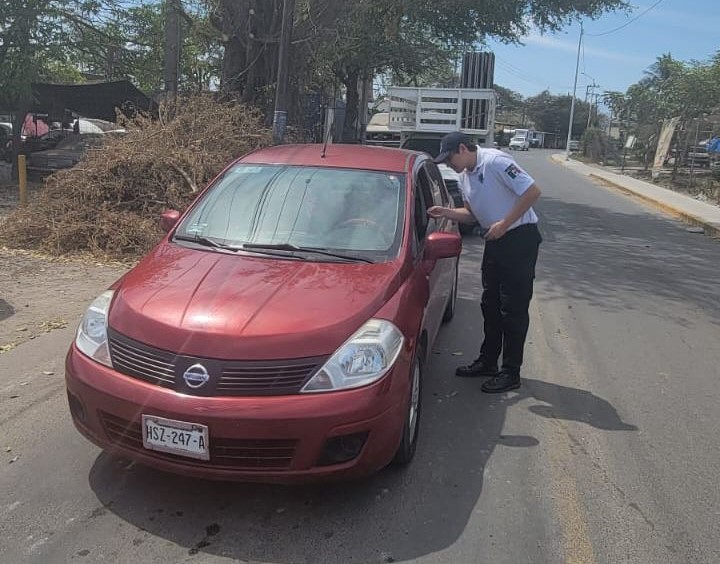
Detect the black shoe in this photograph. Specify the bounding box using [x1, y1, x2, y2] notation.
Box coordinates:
[455, 358, 499, 378]
[481, 372, 521, 393]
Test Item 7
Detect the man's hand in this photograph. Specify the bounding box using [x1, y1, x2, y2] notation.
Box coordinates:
[484, 219, 510, 241]
[428, 205, 478, 224]
[427, 206, 448, 219]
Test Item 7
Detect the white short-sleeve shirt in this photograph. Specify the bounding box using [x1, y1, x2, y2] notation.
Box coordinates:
[460, 148, 539, 230]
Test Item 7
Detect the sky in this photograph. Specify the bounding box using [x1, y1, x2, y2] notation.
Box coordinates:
[486, 0, 720, 101]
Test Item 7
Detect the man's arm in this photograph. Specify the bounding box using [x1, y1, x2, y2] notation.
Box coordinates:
[484, 183, 541, 240]
[427, 202, 477, 224]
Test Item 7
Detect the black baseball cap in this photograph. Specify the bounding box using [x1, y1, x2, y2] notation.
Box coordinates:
[433, 132, 471, 164]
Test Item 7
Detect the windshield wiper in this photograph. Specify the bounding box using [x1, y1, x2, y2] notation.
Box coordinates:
[174, 234, 235, 249]
[174, 235, 304, 259]
[242, 243, 374, 264]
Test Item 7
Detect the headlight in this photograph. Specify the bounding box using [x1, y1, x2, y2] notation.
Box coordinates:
[75, 290, 114, 367]
[302, 319, 404, 393]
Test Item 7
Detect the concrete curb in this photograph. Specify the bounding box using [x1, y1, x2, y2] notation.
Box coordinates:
[551, 154, 720, 238]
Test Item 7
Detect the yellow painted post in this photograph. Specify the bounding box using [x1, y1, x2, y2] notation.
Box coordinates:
[18, 154, 27, 206]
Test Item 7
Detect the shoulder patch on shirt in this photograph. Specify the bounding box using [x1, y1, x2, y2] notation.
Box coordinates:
[504, 164, 522, 179]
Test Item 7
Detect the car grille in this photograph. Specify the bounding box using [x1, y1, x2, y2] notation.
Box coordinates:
[109, 330, 176, 389]
[99, 411, 298, 470]
[107, 329, 325, 396]
[219, 362, 320, 395]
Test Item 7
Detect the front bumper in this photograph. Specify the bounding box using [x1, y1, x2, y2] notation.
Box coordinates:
[65, 345, 410, 482]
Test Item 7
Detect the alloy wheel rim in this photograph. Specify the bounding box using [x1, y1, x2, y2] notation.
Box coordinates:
[408, 360, 420, 443]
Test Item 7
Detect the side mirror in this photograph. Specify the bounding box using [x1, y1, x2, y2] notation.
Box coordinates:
[160, 209, 181, 233]
[423, 232, 462, 261]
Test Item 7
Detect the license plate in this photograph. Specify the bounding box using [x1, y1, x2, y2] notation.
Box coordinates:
[142, 415, 210, 461]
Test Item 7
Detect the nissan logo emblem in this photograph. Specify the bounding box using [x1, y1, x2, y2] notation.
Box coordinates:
[183, 363, 210, 389]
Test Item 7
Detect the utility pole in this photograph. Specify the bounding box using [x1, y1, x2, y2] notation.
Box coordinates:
[164, 0, 182, 101]
[565, 22, 583, 160]
[272, 0, 296, 144]
[587, 86, 600, 128]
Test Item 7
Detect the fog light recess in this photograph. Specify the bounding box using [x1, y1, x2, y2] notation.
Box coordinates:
[317, 432, 369, 466]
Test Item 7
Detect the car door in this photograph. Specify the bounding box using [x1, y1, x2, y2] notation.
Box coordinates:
[413, 160, 447, 345]
[423, 161, 457, 325]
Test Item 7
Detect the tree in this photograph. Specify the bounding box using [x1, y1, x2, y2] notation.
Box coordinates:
[495, 85, 525, 128]
[525, 90, 590, 141]
[615, 53, 720, 169]
[212, 0, 629, 138]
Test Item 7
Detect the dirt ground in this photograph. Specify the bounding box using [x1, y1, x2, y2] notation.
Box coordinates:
[0, 247, 128, 354]
[0, 171, 129, 354]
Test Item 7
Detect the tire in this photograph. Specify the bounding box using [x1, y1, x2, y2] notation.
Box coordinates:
[393, 347, 423, 466]
[442, 260, 458, 323]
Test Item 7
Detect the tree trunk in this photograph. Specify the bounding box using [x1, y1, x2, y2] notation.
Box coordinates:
[342, 70, 359, 143]
[10, 106, 29, 182]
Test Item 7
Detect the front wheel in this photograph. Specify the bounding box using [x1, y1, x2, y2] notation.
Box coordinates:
[393, 348, 423, 466]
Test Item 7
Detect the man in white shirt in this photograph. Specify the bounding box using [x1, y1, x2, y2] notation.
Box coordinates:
[428, 132, 542, 393]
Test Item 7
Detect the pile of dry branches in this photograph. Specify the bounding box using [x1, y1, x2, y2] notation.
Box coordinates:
[0, 95, 271, 259]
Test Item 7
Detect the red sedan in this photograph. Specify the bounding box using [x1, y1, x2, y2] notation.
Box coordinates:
[65, 144, 461, 481]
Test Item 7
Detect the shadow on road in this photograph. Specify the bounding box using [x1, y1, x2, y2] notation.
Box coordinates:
[88, 236, 637, 563]
[0, 298, 15, 322]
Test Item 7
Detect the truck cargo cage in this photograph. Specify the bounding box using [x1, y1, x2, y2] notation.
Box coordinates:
[388, 87, 497, 140]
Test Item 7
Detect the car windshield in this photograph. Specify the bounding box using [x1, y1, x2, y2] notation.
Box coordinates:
[175, 164, 406, 262]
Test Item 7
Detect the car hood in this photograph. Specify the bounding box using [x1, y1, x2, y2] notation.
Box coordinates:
[109, 243, 404, 360]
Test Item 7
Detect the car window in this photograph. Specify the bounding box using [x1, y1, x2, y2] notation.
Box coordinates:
[424, 162, 450, 207]
[176, 165, 406, 260]
[401, 138, 441, 158]
[413, 167, 436, 246]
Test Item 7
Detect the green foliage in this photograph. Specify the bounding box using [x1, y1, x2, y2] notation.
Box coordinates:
[1, 0, 631, 138]
[581, 127, 609, 162]
[607, 52, 720, 163]
[525, 90, 590, 139]
[0, 0, 221, 114]
[495, 85, 525, 118]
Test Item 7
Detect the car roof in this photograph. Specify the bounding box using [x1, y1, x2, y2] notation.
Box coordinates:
[239, 144, 417, 173]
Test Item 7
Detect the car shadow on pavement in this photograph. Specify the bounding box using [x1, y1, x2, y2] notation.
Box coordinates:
[88, 292, 637, 564]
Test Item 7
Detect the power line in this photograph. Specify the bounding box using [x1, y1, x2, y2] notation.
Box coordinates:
[494, 55, 567, 91]
[587, 0, 665, 37]
[495, 60, 545, 87]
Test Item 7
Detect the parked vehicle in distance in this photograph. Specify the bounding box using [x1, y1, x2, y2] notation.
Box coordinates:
[27, 133, 105, 173]
[685, 145, 710, 168]
[509, 136, 530, 151]
[23, 129, 73, 154]
[0, 122, 12, 163]
[667, 145, 711, 168]
[364, 112, 401, 147]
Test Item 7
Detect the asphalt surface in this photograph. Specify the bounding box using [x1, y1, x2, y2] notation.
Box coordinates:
[2, 149, 720, 563]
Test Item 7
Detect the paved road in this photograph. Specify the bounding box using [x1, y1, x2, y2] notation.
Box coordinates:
[2, 149, 720, 563]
